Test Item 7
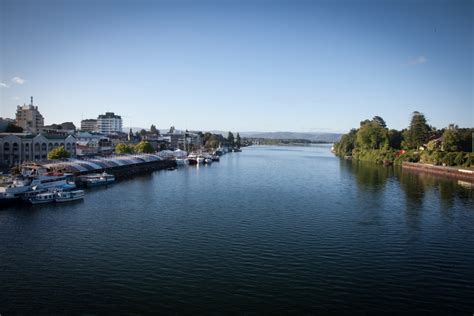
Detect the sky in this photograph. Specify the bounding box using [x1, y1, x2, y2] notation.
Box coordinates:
[0, 0, 472, 133]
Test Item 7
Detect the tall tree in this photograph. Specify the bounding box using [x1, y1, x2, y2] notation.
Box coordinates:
[236, 133, 241, 148]
[356, 121, 387, 150]
[372, 116, 387, 128]
[442, 128, 459, 152]
[402, 111, 431, 149]
[150, 124, 158, 134]
[227, 131, 235, 147]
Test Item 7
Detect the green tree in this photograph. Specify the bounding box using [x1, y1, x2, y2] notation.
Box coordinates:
[139, 129, 147, 136]
[356, 121, 388, 150]
[236, 133, 241, 148]
[402, 111, 431, 149]
[442, 128, 459, 152]
[115, 143, 135, 154]
[227, 131, 235, 147]
[150, 125, 158, 134]
[134, 141, 154, 153]
[47, 146, 70, 160]
[388, 129, 402, 149]
[372, 116, 387, 128]
[334, 129, 357, 156]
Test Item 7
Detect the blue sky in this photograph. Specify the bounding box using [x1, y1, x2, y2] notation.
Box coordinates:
[1, 0, 472, 133]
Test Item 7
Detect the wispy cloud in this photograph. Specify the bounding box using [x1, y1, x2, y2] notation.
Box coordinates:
[11, 96, 20, 100]
[0, 82, 9, 88]
[408, 56, 428, 66]
[11, 76, 26, 85]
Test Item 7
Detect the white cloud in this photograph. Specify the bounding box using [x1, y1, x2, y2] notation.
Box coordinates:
[408, 56, 428, 65]
[11, 96, 20, 100]
[11, 76, 26, 84]
[0, 82, 9, 88]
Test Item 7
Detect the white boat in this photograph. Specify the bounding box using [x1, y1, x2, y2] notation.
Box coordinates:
[78, 172, 115, 187]
[197, 156, 205, 164]
[29, 191, 56, 204]
[55, 190, 85, 203]
[175, 158, 189, 166]
[204, 158, 213, 164]
[0, 173, 72, 197]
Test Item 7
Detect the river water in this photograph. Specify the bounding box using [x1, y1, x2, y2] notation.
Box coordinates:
[1, 145, 473, 314]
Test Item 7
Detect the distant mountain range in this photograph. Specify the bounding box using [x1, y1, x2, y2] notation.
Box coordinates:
[239, 132, 342, 143]
[124, 127, 342, 143]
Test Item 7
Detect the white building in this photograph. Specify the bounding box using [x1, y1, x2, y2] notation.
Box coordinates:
[97, 112, 122, 135]
[15, 97, 44, 134]
[0, 133, 76, 165]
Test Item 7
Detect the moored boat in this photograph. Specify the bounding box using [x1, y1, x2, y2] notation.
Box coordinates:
[55, 190, 85, 203]
[77, 172, 115, 188]
[29, 191, 56, 204]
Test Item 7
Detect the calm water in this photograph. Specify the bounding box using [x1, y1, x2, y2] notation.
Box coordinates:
[1, 145, 473, 314]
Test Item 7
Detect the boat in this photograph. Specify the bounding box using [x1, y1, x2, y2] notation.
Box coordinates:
[175, 158, 189, 166]
[0, 172, 72, 198]
[29, 191, 56, 204]
[187, 153, 198, 165]
[77, 172, 115, 188]
[197, 156, 205, 164]
[55, 190, 85, 203]
[211, 155, 220, 162]
[204, 158, 213, 164]
[0, 192, 19, 206]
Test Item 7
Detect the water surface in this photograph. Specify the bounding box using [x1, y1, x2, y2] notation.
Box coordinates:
[1, 145, 473, 314]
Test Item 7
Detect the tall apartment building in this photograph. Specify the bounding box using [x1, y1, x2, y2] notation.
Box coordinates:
[15, 97, 44, 134]
[97, 112, 122, 135]
[80, 119, 98, 132]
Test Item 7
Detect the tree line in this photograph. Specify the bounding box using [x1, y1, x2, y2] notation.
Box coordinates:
[334, 112, 473, 167]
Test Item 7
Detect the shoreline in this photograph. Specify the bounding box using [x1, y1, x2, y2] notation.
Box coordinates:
[402, 162, 474, 183]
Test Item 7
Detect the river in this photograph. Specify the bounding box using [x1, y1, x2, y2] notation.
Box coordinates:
[0, 144, 473, 314]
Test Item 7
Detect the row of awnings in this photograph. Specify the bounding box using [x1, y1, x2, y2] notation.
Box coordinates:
[42, 154, 163, 173]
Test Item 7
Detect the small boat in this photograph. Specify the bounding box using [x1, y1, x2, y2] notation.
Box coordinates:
[78, 172, 115, 188]
[211, 155, 220, 162]
[197, 156, 205, 164]
[55, 190, 85, 203]
[175, 158, 189, 166]
[29, 191, 56, 204]
[204, 158, 213, 164]
[187, 153, 198, 165]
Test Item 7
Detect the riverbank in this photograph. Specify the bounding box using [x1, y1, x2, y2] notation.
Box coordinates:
[402, 162, 474, 183]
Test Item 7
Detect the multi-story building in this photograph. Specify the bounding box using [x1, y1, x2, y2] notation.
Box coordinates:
[75, 132, 113, 156]
[15, 97, 44, 134]
[80, 119, 98, 132]
[0, 133, 76, 166]
[97, 112, 122, 135]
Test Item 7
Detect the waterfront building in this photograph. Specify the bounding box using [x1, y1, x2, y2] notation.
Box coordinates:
[15, 97, 44, 134]
[81, 119, 98, 132]
[0, 133, 76, 166]
[163, 129, 202, 150]
[97, 112, 122, 135]
[75, 132, 113, 156]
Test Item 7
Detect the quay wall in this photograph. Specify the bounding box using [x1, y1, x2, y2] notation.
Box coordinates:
[402, 162, 474, 183]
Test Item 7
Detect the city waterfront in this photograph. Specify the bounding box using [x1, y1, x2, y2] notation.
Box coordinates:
[0, 145, 473, 314]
